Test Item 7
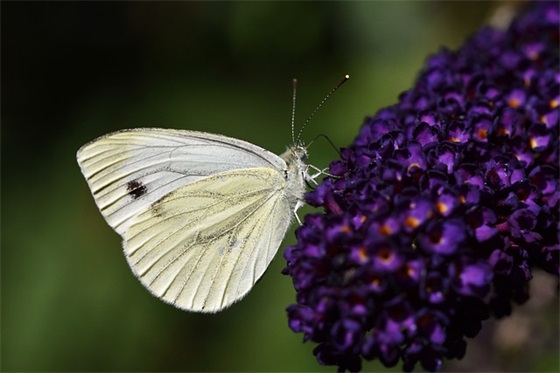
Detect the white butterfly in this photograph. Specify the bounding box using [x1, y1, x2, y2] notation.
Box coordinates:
[76, 76, 349, 313]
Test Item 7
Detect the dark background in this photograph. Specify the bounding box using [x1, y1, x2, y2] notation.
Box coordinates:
[2, 1, 558, 372]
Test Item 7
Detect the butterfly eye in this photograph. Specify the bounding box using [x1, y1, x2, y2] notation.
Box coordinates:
[292, 146, 308, 163]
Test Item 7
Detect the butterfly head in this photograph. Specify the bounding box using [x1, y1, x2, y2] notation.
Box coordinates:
[281, 143, 309, 179]
[281, 144, 308, 172]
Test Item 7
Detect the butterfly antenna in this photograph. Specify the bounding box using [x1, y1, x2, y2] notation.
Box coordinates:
[295, 74, 350, 144]
[291, 78, 298, 144]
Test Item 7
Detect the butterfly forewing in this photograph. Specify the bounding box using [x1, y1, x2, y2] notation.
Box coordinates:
[77, 128, 286, 235]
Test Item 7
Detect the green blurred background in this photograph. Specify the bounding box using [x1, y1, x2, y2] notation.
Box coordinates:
[2, 1, 558, 372]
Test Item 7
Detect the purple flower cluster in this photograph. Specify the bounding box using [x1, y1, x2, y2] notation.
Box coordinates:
[283, 2, 559, 372]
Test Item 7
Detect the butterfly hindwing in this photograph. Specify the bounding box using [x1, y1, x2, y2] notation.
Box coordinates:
[123, 167, 293, 312]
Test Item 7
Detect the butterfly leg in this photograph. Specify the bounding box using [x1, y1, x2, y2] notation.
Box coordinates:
[293, 200, 304, 225]
[307, 164, 330, 185]
[310, 164, 340, 179]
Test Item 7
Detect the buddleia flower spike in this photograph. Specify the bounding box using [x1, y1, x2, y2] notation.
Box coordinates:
[283, 2, 559, 371]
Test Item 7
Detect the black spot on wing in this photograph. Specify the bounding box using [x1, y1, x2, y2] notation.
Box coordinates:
[127, 180, 147, 199]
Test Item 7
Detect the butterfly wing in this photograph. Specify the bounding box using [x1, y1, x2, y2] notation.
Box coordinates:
[76, 128, 286, 235]
[123, 167, 293, 312]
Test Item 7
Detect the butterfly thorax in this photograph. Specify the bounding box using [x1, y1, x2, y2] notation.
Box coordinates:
[280, 145, 308, 211]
